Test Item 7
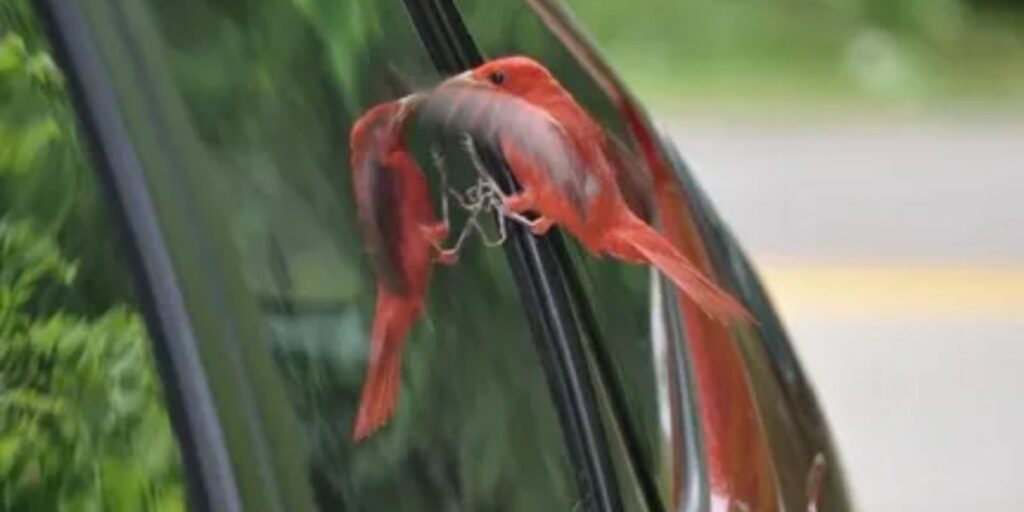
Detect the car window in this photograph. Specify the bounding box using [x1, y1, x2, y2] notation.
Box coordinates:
[0, 3, 185, 510]
[67, 0, 586, 510]
[453, 1, 682, 509]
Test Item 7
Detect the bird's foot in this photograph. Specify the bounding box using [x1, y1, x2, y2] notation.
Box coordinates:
[419, 222, 450, 246]
[435, 249, 458, 265]
[505, 212, 554, 235]
[503, 190, 535, 214]
[528, 216, 554, 235]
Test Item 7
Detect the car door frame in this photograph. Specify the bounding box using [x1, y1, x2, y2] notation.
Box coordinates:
[33, 0, 643, 510]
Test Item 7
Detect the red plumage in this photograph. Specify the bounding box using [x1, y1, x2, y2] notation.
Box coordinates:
[426, 56, 751, 322]
[349, 98, 449, 441]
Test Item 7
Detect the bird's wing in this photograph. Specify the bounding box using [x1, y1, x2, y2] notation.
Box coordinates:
[419, 84, 597, 216]
[352, 132, 409, 295]
[604, 132, 656, 222]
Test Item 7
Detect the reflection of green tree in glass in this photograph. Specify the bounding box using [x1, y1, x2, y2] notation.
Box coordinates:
[0, 1, 185, 509]
[0, 221, 185, 511]
[131, 0, 587, 508]
[128, 0, 581, 509]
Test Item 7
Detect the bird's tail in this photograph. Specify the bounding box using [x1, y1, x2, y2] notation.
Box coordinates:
[606, 213, 753, 323]
[352, 290, 420, 441]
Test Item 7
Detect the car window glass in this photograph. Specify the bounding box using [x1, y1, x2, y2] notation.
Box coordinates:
[454, 1, 675, 508]
[127, 0, 582, 509]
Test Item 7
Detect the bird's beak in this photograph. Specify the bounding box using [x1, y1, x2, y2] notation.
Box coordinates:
[441, 70, 483, 88]
[396, 92, 424, 117]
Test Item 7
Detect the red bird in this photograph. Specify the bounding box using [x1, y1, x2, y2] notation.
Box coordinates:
[421, 56, 750, 322]
[349, 97, 452, 441]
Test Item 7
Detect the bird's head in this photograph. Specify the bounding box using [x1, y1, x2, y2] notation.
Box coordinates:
[444, 56, 560, 104]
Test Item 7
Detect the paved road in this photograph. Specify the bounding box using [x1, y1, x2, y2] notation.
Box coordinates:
[667, 115, 1024, 264]
[663, 114, 1024, 511]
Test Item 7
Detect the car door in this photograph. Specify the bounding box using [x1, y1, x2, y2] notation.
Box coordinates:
[32, 0, 851, 511]
[36, 0, 626, 510]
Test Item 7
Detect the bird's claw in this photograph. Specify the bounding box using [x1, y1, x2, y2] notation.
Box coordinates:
[528, 216, 554, 235]
[435, 249, 458, 265]
[504, 211, 553, 235]
[418, 222, 450, 246]
[503, 191, 535, 214]
[425, 136, 550, 257]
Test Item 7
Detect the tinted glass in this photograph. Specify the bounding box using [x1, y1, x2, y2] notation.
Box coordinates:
[86, 0, 582, 509]
[0, 2, 185, 509]
[455, 1, 679, 509]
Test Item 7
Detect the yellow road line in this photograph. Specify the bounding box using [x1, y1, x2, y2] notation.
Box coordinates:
[755, 263, 1024, 320]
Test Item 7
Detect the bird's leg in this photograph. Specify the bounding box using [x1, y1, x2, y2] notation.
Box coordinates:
[428, 144, 496, 262]
[458, 133, 535, 212]
[430, 145, 454, 232]
[428, 210, 481, 265]
[466, 178, 509, 247]
[461, 133, 489, 180]
[419, 223, 450, 245]
[503, 211, 555, 235]
[503, 188, 535, 214]
[446, 178, 503, 247]
[424, 145, 464, 264]
[448, 183, 487, 211]
[432, 224, 470, 264]
[460, 133, 513, 202]
[428, 174, 510, 263]
[434, 141, 489, 212]
[465, 156, 553, 236]
[447, 186, 471, 209]
[526, 216, 555, 235]
[479, 214, 508, 247]
[431, 190, 494, 263]
[455, 136, 554, 242]
[472, 185, 550, 236]
[459, 132, 536, 215]
[418, 222, 457, 264]
[492, 187, 553, 235]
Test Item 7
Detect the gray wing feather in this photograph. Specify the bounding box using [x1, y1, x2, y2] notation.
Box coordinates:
[604, 133, 656, 222]
[419, 85, 595, 215]
[356, 153, 408, 294]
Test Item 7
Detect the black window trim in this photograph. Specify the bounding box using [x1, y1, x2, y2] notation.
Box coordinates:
[496, 1, 715, 508]
[400, 1, 627, 511]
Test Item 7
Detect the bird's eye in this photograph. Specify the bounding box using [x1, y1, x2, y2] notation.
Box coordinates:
[489, 70, 507, 85]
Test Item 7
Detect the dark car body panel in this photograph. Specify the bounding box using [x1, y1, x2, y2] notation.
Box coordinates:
[36, 0, 851, 510]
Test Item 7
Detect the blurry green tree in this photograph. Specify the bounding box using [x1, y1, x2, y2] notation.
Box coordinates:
[0, 0, 185, 509]
[565, 0, 1024, 105]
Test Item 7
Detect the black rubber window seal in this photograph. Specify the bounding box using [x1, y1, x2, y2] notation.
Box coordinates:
[400, 1, 623, 510]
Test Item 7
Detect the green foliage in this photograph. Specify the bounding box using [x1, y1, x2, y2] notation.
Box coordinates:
[0, 31, 64, 178]
[564, 0, 1024, 107]
[0, 1, 186, 510]
[1, 0, 133, 316]
[0, 219, 185, 511]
